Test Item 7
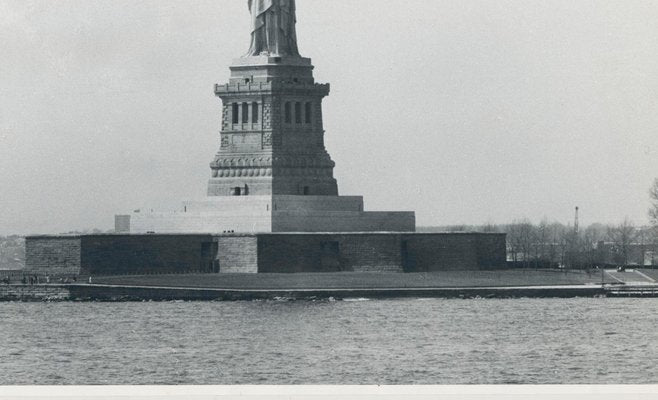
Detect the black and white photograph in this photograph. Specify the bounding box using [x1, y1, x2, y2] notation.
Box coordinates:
[1, 0, 658, 398]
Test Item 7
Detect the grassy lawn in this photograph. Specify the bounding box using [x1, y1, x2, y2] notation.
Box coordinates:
[94, 269, 613, 289]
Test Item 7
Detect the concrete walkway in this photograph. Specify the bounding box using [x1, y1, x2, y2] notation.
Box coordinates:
[62, 282, 607, 301]
[634, 270, 657, 283]
[605, 269, 657, 286]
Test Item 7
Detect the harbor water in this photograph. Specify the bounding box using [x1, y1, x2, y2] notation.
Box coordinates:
[1, 298, 657, 384]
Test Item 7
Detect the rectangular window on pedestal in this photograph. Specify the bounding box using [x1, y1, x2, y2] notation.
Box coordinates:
[242, 102, 249, 123]
[232, 104, 239, 124]
[305, 102, 312, 124]
[295, 102, 302, 124]
[252, 102, 259, 123]
[285, 102, 292, 123]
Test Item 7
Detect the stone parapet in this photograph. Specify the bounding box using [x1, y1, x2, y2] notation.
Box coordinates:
[124, 195, 413, 234]
[130, 212, 272, 234]
[215, 82, 330, 96]
[272, 195, 364, 212]
[227, 56, 316, 85]
[231, 56, 313, 67]
[272, 211, 416, 233]
[182, 195, 364, 213]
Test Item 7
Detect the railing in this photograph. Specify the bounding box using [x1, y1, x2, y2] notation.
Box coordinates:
[604, 285, 658, 297]
[0, 271, 82, 285]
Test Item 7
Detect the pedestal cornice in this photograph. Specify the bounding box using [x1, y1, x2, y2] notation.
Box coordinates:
[214, 82, 330, 97]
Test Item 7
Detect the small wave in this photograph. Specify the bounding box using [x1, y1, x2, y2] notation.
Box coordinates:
[343, 298, 370, 302]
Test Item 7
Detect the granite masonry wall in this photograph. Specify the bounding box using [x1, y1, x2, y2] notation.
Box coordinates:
[258, 234, 403, 273]
[216, 236, 258, 273]
[402, 234, 479, 272]
[25, 232, 506, 276]
[399, 233, 507, 272]
[79, 235, 216, 276]
[475, 233, 509, 269]
[25, 236, 82, 275]
[257, 233, 506, 273]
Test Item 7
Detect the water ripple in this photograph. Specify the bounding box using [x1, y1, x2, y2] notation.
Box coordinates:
[1, 298, 657, 384]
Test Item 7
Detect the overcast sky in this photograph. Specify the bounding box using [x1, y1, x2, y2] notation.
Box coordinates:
[1, 0, 657, 235]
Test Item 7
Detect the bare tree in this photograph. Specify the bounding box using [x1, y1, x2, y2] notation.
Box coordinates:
[480, 222, 499, 233]
[559, 223, 580, 269]
[546, 222, 567, 267]
[506, 223, 521, 264]
[635, 227, 652, 267]
[582, 223, 605, 268]
[651, 180, 658, 265]
[522, 222, 538, 268]
[607, 218, 637, 265]
[533, 219, 550, 268]
[506, 219, 535, 268]
[446, 225, 468, 232]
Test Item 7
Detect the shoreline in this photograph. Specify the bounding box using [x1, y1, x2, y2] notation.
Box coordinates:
[2, 269, 656, 302]
[2, 282, 658, 302]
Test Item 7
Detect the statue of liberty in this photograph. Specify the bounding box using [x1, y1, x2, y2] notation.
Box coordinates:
[246, 0, 300, 57]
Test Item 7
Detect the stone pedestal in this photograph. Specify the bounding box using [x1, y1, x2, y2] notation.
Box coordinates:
[120, 51, 416, 235]
[208, 55, 337, 197]
[127, 196, 415, 234]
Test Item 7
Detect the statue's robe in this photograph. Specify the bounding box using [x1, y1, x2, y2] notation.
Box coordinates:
[247, 0, 300, 56]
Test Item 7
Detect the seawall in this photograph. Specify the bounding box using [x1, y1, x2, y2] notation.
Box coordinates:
[0, 285, 70, 302]
[0, 283, 612, 302]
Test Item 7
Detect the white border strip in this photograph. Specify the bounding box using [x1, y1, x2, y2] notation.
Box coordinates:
[1, 385, 658, 399]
